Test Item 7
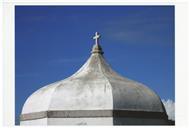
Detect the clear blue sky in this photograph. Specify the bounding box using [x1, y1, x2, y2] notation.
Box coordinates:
[15, 6, 174, 124]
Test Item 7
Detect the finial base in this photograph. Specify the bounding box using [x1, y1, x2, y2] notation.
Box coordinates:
[91, 44, 104, 54]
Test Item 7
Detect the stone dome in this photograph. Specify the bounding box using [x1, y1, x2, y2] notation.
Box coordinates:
[20, 33, 168, 125]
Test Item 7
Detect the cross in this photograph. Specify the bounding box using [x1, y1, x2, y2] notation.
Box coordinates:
[93, 32, 101, 45]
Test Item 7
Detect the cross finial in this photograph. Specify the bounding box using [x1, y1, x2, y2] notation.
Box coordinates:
[93, 32, 100, 45]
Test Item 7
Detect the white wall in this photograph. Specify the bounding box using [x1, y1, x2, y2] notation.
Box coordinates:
[48, 117, 113, 125]
[20, 118, 47, 125]
[20, 117, 169, 125]
[20, 118, 113, 125]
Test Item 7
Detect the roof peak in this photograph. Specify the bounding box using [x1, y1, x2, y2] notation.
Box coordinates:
[91, 32, 104, 54]
[91, 43, 104, 54]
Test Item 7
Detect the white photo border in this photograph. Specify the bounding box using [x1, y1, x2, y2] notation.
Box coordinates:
[1, 0, 188, 127]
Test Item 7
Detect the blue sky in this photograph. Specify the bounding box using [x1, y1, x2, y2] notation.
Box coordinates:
[15, 6, 174, 124]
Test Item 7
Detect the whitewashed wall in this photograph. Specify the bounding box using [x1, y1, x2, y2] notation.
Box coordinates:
[20, 118, 47, 125]
[48, 118, 113, 125]
[20, 117, 169, 125]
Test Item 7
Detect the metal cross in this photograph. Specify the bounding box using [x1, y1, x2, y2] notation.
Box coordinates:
[93, 32, 100, 45]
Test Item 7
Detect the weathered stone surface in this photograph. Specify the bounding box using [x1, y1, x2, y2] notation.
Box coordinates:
[20, 43, 168, 125]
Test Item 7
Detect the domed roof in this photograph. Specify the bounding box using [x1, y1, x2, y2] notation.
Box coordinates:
[21, 32, 167, 121]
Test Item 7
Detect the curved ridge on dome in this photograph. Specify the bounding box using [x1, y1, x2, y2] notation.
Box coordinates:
[22, 43, 166, 116]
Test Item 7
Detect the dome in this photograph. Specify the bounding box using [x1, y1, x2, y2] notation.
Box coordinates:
[20, 32, 168, 125]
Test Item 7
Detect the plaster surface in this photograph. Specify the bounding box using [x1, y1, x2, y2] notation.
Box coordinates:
[20, 118, 47, 125]
[20, 43, 168, 125]
[48, 117, 113, 125]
